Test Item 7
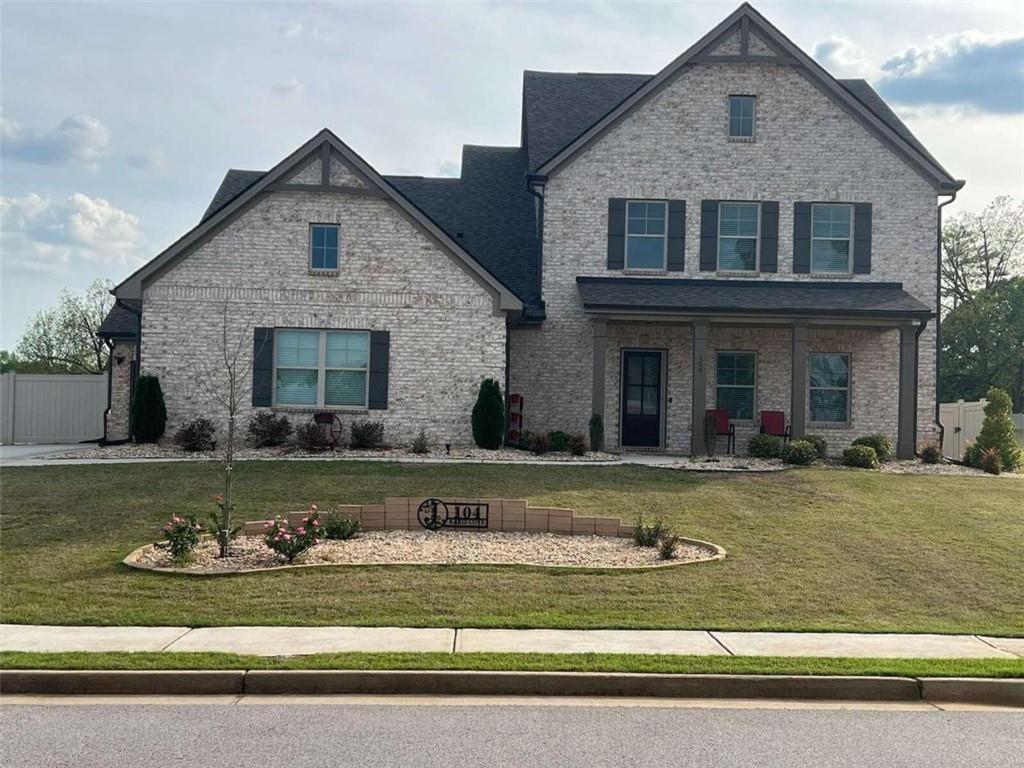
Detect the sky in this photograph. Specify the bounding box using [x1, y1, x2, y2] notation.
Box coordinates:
[2, 0, 1023, 349]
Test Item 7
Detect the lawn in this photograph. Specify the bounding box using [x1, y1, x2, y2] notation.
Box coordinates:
[1, 461, 1021, 634]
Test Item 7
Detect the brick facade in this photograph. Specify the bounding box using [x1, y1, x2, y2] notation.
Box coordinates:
[104, 340, 136, 441]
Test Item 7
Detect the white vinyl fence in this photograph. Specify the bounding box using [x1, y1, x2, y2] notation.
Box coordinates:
[0, 373, 106, 444]
[939, 399, 987, 461]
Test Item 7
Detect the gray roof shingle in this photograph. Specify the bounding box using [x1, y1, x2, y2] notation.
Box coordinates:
[201, 169, 265, 222]
[97, 299, 142, 339]
[576, 277, 933, 318]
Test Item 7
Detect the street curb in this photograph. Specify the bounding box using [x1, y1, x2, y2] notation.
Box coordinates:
[0, 670, 244, 695]
[919, 678, 1024, 707]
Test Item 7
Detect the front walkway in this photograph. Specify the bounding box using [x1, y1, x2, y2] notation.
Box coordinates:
[2, 624, 1020, 659]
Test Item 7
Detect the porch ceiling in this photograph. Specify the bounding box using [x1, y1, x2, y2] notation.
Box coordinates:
[576, 277, 933, 322]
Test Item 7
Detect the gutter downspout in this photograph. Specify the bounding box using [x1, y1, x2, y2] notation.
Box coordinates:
[526, 173, 547, 318]
[935, 184, 962, 451]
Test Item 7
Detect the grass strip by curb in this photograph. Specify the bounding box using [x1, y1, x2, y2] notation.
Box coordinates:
[2, 652, 1022, 679]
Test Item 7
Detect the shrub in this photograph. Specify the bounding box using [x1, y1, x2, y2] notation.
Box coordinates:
[657, 531, 682, 561]
[548, 431, 570, 452]
[972, 387, 1022, 472]
[851, 433, 893, 462]
[568, 433, 587, 456]
[979, 447, 1003, 475]
[172, 418, 217, 452]
[589, 414, 604, 452]
[350, 420, 385, 449]
[323, 512, 361, 540]
[471, 378, 505, 450]
[528, 432, 550, 455]
[158, 514, 202, 564]
[410, 428, 430, 454]
[246, 412, 292, 448]
[781, 439, 817, 465]
[294, 421, 330, 452]
[748, 433, 783, 459]
[919, 442, 943, 464]
[633, 515, 668, 548]
[802, 434, 828, 460]
[843, 444, 879, 469]
[264, 505, 322, 563]
[963, 441, 981, 469]
[130, 374, 167, 443]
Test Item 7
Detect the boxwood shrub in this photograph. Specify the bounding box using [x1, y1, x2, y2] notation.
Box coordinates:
[802, 434, 828, 460]
[843, 444, 879, 469]
[851, 433, 893, 462]
[781, 439, 818, 465]
[748, 433, 783, 459]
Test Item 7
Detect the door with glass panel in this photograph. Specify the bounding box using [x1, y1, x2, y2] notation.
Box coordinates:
[621, 350, 663, 448]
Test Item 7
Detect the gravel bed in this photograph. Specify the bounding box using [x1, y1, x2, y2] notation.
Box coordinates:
[51, 444, 618, 463]
[879, 460, 1019, 477]
[665, 456, 787, 472]
[127, 530, 719, 573]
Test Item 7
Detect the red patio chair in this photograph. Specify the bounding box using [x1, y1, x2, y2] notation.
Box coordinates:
[706, 408, 736, 454]
[759, 410, 791, 442]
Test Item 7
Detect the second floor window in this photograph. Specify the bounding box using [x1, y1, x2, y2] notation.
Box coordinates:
[310, 224, 339, 271]
[718, 202, 759, 271]
[729, 95, 756, 138]
[812, 204, 853, 273]
[625, 200, 667, 269]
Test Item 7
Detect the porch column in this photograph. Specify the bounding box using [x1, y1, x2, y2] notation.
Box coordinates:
[790, 322, 808, 439]
[690, 320, 709, 455]
[591, 318, 608, 450]
[897, 323, 920, 459]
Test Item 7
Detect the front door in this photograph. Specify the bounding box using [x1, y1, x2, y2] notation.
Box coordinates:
[621, 350, 662, 448]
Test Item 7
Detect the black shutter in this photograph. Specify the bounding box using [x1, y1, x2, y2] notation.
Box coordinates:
[699, 200, 719, 271]
[368, 330, 390, 410]
[667, 200, 686, 271]
[607, 198, 626, 269]
[251, 327, 274, 407]
[853, 203, 872, 274]
[760, 201, 779, 273]
[793, 202, 812, 273]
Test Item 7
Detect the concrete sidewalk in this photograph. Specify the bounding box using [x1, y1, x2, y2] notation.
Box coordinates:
[2, 624, 1021, 659]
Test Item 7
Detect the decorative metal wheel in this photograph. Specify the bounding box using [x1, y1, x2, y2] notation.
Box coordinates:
[417, 498, 448, 531]
[311, 412, 343, 448]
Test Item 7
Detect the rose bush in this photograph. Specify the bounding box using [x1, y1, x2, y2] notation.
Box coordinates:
[264, 505, 323, 563]
[158, 514, 202, 564]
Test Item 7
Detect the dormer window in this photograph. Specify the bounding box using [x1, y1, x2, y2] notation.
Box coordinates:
[310, 224, 339, 273]
[728, 95, 756, 139]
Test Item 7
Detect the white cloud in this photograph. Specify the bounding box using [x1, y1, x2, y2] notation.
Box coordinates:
[279, 20, 303, 38]
[127, 148, 168, 176]
[0, 114, 111, 169]
[272, 77, 305, 97]
[813, 36, 875, 78]
[0, 192, 146, 273]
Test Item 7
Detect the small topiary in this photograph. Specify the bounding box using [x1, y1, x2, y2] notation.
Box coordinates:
[972, 387, 1022, 472]
[843, 444, 879, 469]
[246, 412, 292, 448]
[173, 418, 217, 452]
[471, 378, 505, 450]
[323, 513, 361, 540]
[748, 433, 783, 459]
[919, 442, 943, 465]
[294, 421, 330, 452]
[802, 434, 828, 460]
[979, 446, 1003, 475]
[781, 439, 817, 465]
[589, 414, 604, 452]
[548, 431, 570, 452]
[851, 433, 893, 462]
[130, 374, 167, 443]
[568, 433, 587, 456]
[349, 420, 385, 449]
[410, 428, 430, 454]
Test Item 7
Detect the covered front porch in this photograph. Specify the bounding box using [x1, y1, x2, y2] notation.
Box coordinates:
[580, 277, 933, 459]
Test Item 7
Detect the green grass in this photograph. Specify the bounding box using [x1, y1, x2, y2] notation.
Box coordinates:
[2, 461, 1022, 634]
[3, 651, 1021, 678]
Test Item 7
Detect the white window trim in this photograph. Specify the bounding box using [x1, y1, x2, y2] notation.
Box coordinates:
[810, 204, 854, 275]
[715, 350, 757, 423]
[727, 95, 757, 141]
[625, 200, 668, 271]
[309, 223, 341, 275]
[717, 201, 760, 273]
[272, 329, 370, 410]
[808, 352, 851, 426]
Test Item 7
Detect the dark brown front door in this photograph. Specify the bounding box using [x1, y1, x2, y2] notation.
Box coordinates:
[621, 350, 661, 447]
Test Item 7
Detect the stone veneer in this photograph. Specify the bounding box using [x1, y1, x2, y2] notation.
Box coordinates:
[510, 59, 938, 453]
[104, 340, 136, 441]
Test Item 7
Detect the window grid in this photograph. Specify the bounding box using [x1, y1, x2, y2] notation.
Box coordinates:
[809, 353, 851, 424]
[625, 200, 668, 270]
[716, 352, 756, 421]
[728, 95, 756, 138]
[811, 204, 854, 273]
[718, 202, 760, 272]
[310, 224, 340, 271]
[274, 329, 370, 409]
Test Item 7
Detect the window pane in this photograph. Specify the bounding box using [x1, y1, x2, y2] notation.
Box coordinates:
[627, 356, 642, 384]
[719, 237, 756, 270]
[275, 369, 318, 406]
[645, 216, 665, 236]
[812, 205, 851, 238]
[626, 386, 642, 414]
[626, 236, 665, 269]
[324, 227, 338, 248]
[717, 386, 754, 420]
[646, 202, 666, 221]
[809, 354, 849, 388]
[325, 331, 368, 369]
[643, 356, 659, 386]
[312, 227, 325, 248]
[729, 97, 755, 137]
[276, 330, 320, 367]
[812, 239, 850, 272]
[810, 389, 848, 422]
[642, 385, 658, 415]
[719, 203, 758, 236]
[325, 370, 366, 407]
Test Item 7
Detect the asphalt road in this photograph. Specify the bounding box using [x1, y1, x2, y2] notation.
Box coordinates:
[2, 698, 1022, 767]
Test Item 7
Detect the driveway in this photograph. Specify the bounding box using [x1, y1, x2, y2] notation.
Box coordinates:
[0, 444, 92, 465]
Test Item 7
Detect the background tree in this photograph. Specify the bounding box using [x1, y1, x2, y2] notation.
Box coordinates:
[15, 278, 114, 374]
[941, 196, 1024, 310]
[0, 350, 73, 374]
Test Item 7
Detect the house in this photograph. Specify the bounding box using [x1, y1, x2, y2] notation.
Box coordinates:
[99, 3, 962, 458]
